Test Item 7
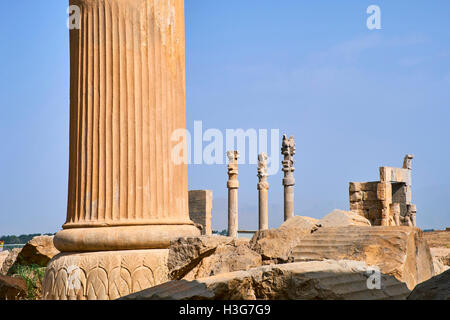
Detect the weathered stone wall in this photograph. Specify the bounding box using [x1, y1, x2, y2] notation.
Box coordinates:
[349, 182, 381, 225]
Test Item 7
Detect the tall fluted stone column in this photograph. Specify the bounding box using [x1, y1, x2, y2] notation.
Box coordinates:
[227, 151, 240, 238]
[43, 0, 199, 300]
[282, 135, 296, 221]
[257, 153, 269, 231]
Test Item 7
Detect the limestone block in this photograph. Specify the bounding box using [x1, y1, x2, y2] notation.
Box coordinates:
[183, 244, 262, 281]
[349, 182, 362, 192]
[362, 200, 381, 210]
[363, 191, 377, 201]
[380, 167, 412, 185]
[290, 226, 434, 290]
[319, 210, 371, 228]
[430, 248, 450, 276]
[121, 260, 411, 300]
[408, 269, 450, 300]
[42, 249, 169, 300]
[280, 216, 320, 230]
[350, 192, 362, 202]
[249, 219, 315, 263]
[17, 236, 59, 267]
[377, 183, 392, 202]
[0, 249, 21, 276]
[0, 275, 27, 300]
[350, 182, 378, 192]
[168, 236, 236, 280]
[189, 191, 213, 236]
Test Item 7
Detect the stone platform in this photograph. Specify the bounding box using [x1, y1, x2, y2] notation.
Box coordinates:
[43, 249, 169, 300]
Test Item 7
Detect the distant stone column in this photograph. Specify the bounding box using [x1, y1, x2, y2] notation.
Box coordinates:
[281, 135, 296, 221]
[227, 151, 240, 238]
[257, 153, 269, 231]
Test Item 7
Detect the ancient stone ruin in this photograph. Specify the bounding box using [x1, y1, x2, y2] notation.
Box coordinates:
[189, 190, 213, 236]
[349, 155, 417, 227]
[0, 0, 442, 302]
[42, 0, 200, 300]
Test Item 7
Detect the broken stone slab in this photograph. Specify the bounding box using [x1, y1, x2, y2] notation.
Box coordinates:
[120, 260, 411, 300]
[319, 209, 371, 228]
[0, 249, 21, 276]
[250, 216, 317, 263]
[290, 226, 434, 290]
[408, 269, 450, 300]
[183, 243, 262, 280]
[280, 216, 319, 230]
[168, 236, 250, 280]
[17, 236, 59, 267]
[430, 248, 450, 276]
[0, 251, 9, 270]
[0, 275, 27, 300]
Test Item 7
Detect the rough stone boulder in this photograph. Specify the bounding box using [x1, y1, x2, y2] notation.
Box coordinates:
[281, 216, 320, 230]
[184, 244, 261, 280]
[0, 275, 27, 300]
[0, 249, 21, 275]
[0, 251, 9, 270]
[319, 209, 371, 228]
[423, 230, 450, 248]
[430, 248, 450, 275]
[408, 269, 450, 300]
[290, 226, 434, 290]
[121, 260, 411, 300]
[17, 236, 59, 267]
[168, 236, 258, 280]
[249, 216, 318, 263]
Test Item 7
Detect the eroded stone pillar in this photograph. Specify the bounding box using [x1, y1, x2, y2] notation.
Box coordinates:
[282, 135, 296, 221]
[44, 0, 199, 300]
[257, 153, 269, 231]
[227, 151, 240, 238]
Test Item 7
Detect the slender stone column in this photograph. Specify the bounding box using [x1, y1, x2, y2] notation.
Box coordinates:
[227, 151, 240, 238]
[257, 153, 269, 231]
[281, 135, 296, 221]
[54, 0, 199, 252]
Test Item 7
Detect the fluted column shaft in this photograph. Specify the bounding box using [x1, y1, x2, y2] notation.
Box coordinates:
[55, 0, 199, 252]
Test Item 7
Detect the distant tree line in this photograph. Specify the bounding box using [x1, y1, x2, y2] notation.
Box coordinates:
[0, 233, 55, 245]
[212, 230, 228, 236]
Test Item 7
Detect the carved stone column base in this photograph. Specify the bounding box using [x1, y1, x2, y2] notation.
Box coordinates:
[54, 224, 200, 252]
[42, 249, 169, 300]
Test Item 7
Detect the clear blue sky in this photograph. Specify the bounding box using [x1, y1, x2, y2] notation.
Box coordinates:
[1, 1, 449, 235]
